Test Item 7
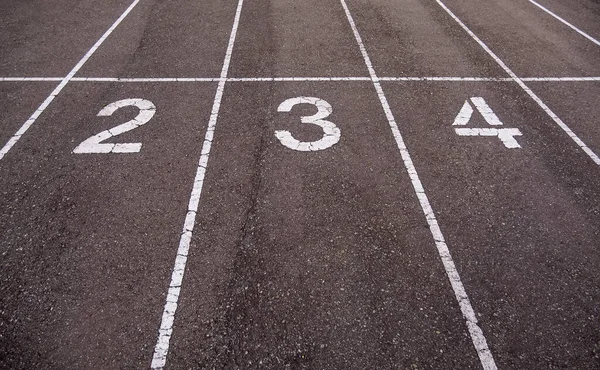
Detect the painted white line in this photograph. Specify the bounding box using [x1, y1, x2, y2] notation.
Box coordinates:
[339, 0, 497, 369]
[0, 77, 64, 82]
[3, 76, 598, 83]
[228, 76, 372, 82]
[379, 77, 512, 81]
[529, 0, 600, 47]
[70, 77, 220, 82]
[521, 77, 600, 82]
[0, 0, 142, 161]
[435, 0, 600, 166]
[149, 0, 244, 368]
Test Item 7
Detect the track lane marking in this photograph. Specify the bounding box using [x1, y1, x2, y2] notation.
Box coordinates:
[435, 0, 600, 166]
[379, 77, 511, 81]
[71, 77, 221, 82]
[149, 0, 245, 368]
[0, 77, 64, 82]
[0, 0, 142, 161]
[339, 0, 497, 369]
[520, 77, 600, 81]
[2, 76, 600, 83]
[529, 0, 600, 47]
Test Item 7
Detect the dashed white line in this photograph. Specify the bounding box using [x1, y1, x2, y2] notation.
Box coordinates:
[529, 0, 600, 47]
[0, 0, 142, 161]
[149, 0, 245, 368]
[339, 0, 497, 369]
[435, 0, 600, 166]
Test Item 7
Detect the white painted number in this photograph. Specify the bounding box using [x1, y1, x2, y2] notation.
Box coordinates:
[73, 98, 156, 154]
[275, 97, 341, 151]
[452, 97, 522, 149]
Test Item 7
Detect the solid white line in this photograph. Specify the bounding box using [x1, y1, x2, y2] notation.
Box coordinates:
[339, 1, 497, 369]
[0, 0, 142, 161]
[70, 77, 220, 82]
[435, 0, 600, 166]
[228, 76, 372, 81]
[521, 77, 600, 82]
[379, 77, 512, 81]
[529, 0, 600, 47]
[4, 76, 598, 83]
[0, 77, 64, 82]
[149, 0, 244, 368]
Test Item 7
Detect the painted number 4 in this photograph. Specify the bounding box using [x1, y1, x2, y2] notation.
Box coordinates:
[73, 98, 156, 154]
[275, 97, 341, 151]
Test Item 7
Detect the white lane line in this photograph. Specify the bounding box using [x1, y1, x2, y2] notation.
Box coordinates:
[70, 77, 221, 82]
[379, 77, 512, 81]
[149, 0, 244, 368]
[529, 0, 600, 47]
[3, 76, 598, 83]
[339, 0, 497, 369]
[521, 77, 600, 81]
[435, 0, 600, 166]
[227, 76, 371, 81]
[71, 76, 509, 82]
[0, 77, 64, 82]
[0, 0, 142, 161]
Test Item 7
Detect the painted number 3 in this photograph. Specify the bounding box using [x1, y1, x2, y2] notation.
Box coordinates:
[275, 97, 341, 151]
[74, 96, 340, 154]
[73, 98, 156, 154]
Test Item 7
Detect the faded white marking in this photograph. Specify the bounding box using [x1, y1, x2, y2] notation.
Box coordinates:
[436, 0, 600, 166]
[529, 0, 600, 47]
[73, 99, 155, 154]
[339, 0, 497, 369]
[455, 128, 523, 148]
[150, 0, 245, 368]
[0, 0, 142, 161]
[275, 97, 341, 152]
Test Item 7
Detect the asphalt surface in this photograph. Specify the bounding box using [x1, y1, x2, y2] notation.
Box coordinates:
[1, 0, 599, 369]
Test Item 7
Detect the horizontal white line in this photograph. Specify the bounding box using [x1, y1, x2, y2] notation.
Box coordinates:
[521, 77, 600, 82]
[1, 76, 599, 83]
[227, 76, 372, 81]
[0, 77, 63, 82]
[379, 77, 512, 81]
[71, 77, 221, 82]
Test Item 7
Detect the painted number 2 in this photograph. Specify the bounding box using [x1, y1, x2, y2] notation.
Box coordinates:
[73, 98, 156, 154]
[275, 97, 341, 151]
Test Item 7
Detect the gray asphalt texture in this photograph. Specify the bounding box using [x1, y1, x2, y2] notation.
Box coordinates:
[1, 0, 599, 369]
